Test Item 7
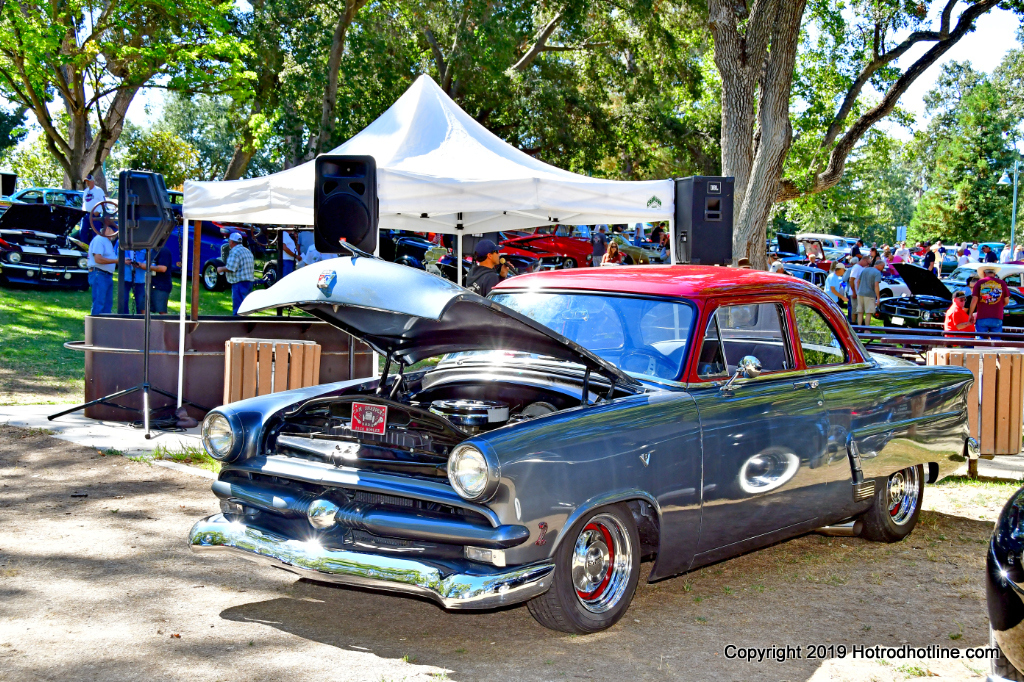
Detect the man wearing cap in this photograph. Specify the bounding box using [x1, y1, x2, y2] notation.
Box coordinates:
[825, 262, 848, 307]
[87, 223, 118, 315]
[969, 264, 1010, 337]
[465, 239, 508, 297]
[218, 232, 255, 315]
[78, 174, 107, 244]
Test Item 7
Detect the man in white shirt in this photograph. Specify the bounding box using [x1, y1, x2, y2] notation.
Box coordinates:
[86, 224, 118, 315]
[894, 242, 910, 261]
[847, 257, 867, 322]
[1001, 244, 1012, 263]
[632, 223, 645, 247]
[78, 174, 107, 244]
[280, 228, 297, 277]
[957, 249, 969, 266]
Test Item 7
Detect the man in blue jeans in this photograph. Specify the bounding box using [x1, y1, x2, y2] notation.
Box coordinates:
[218, 232, 255, 314]
[969, 264, 1010, 338]
[86, 225, 118, 315]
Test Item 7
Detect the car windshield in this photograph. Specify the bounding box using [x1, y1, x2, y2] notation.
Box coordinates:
[483, 292, 697, 381]
[947, 267, 975, 281]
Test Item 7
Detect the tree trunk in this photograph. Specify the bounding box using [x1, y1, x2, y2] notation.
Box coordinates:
[313, 0, 367, 156]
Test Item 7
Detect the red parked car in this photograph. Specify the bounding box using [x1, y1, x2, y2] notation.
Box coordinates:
[500, 227, 594, 268]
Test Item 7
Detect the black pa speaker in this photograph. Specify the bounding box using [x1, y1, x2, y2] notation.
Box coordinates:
[674, 176, 734, 265]
[0, 171, 16, 197]
[117, 170, 176, 249]
[314, 155, 378, 253]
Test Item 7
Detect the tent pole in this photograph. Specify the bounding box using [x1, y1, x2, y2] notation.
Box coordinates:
[176, 219, 189, 408]
[371, 226, 380, 379]
[667, 218, 676, 264]
[457, 232, 463, 287]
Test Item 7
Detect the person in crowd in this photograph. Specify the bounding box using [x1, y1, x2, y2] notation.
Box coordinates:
[591, 225, 608, 262]
[825, 262, 848, 307]
[895, 242, 910, 261]
[923, 245, 936, 275]
[602, 241, 624, 265]
[465, 239, 508, 296]
[850, 239, 863, 259]
[659, 231, 670, 261]
[944, 290, 975, 337]
[846, 256, 865, 322]
[981, 244, 999, 263]
[1015, 244, 1024, 262]
[768, 253, 785, 273]
[122, 248, 148, 314]
[969, 264, 1011, 337]
[280, 227, 298, 277]
[633, 223, 645, 247]
[968, 242, 980, 262]
[1001, 243, 1013, 263]
[649, 223, 664, 245]
[867, 247, 881, 267]
[957, 248, 969, 266]
[86, 223, 117, 315]
[218, 232, 255, 315]
[77, 174, 106, 244]
[736, 257, 752, 269]
[882, 247, 892, 264]
[296, 229, 315, 267]
[149, 243, 173, 314]
[855, 257, 882, 326]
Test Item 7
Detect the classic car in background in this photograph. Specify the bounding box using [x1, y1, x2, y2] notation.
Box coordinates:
[7, 187, 84, 210]
[878, 263, 1024, 328]
[782, 263, 827, 288]
[0, 203, 89, 289]
[569, 225, 662, 264]
[988, 485, 1024, 680]
[376, 229, 539, 282]
[189, 262, 973, 634]
[500, 227, 594, 268]
[944, 262, 1024, 294]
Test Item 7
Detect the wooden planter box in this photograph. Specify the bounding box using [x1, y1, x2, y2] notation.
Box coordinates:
[223, 338, 322, 403]
[927, 349, 1024, 456]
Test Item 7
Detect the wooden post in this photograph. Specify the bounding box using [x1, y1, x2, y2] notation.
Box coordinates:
[190, 220, 202, 321]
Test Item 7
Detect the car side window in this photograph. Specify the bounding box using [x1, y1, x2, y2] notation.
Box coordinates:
[794, 304, 846, 366]
[1005, 274, 1021, 287]
[697, 303, 792, 378]
[21, 190, 42, 203]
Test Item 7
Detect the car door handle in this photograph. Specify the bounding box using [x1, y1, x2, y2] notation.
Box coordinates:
[793, 380, 819, 389]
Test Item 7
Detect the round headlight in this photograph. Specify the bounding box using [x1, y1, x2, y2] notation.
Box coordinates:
[922, 311, 931, 321]
[202, 412, 236, 461]
[8, 251, 21, 264]
[448, 444, 492, 500]
[78, 257, 88, 269]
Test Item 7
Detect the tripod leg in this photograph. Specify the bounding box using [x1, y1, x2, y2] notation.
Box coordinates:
[48, 386, 141, 420]
[143, 248, 153, 440]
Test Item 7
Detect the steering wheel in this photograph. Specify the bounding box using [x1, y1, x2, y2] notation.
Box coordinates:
[620, 348, 672, 378]
[87, 200, 119, 237]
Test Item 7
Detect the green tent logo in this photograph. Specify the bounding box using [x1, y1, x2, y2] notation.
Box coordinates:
[646, 195, 662, 209]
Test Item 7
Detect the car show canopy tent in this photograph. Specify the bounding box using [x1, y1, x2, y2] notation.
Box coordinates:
[181, 74, 675, 235]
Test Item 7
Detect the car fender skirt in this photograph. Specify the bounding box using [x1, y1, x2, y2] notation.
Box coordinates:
[189, 514, 554, 610]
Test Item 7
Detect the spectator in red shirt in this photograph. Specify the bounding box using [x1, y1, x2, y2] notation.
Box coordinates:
[969, 264, 1011, 338]
[944, 290, 975, 338]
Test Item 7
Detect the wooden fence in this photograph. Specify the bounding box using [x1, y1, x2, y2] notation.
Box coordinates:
[223, 338, 321, 404]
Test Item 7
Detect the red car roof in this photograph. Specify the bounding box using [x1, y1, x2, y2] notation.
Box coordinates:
[492, 265, 824, 299]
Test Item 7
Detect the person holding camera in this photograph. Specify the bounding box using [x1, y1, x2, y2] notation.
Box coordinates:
[465, 239, 508, 296]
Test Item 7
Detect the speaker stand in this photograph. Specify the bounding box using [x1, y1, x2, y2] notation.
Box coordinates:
[49, 250, 204, 435]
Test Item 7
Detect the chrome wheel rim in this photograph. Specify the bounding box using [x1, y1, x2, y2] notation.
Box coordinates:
[887, 466, 920, 526]
[571, 513, 632, 614]
[563, 259, 576, 269]
[203, 264, 219, 289]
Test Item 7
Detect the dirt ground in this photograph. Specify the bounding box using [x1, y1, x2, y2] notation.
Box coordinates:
[0, 423, 1017, 682]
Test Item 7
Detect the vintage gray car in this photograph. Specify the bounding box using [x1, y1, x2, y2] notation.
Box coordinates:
[189, 259, 975, 633]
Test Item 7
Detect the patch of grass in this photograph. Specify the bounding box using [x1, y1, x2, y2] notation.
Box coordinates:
[127, 454, 153, 465]
[895, 663, 932, 677]
[935, 475, 1023, 490]
[14, 426, 54, 438]
[401, 654, 417, 664]
[695, 616, 708, 625]
[152, 443, 221, 474]
[101, 447, 125, 457]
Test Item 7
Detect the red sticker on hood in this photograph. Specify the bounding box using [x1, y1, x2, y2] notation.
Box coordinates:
[351, 402, 387, 435]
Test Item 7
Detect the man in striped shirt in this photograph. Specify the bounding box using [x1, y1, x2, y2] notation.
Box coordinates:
[218, 232, 255, 315]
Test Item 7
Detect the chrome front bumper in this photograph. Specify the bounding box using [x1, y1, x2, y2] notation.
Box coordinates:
[188, 514, 555, 610]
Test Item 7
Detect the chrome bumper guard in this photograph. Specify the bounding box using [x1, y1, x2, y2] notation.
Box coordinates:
[0, 262, 87, 275]
[188, 514, 555, 610]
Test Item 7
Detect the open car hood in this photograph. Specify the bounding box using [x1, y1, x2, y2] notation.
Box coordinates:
[775, 233, 798, 254]
[0, 203, 86, 236]
[239, 257, 640, 387]
[892, 263, 951, 300]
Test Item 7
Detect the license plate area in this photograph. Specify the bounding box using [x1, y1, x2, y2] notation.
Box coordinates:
[891, 316, 905, 326]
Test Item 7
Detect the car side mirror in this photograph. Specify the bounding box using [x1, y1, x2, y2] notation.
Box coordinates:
[721, 355, 762, 392]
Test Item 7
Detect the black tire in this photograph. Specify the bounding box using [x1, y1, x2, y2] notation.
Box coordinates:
[202, 260, 227, 292]
[880, 289, 892, 299]
[261, 262, 279, 286]
[526, 503, 640, 634]
[992, 626, 1024, 681]
[562, 258, 577, 269]
[860, 465, 924, 542]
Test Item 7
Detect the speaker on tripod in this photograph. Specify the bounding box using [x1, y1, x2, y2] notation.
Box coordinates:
[50, 171, 189, 438]
[314, 155, 378, 254]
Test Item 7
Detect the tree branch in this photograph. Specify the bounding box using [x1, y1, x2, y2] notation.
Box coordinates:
[512, 10, 564, 71]
[782, 0, 1001, 201]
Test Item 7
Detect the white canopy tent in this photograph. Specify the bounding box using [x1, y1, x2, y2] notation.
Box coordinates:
[175, 74, 676, 405]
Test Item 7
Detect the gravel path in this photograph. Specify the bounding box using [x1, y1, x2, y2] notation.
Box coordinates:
[0, 424, 1008, 681]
